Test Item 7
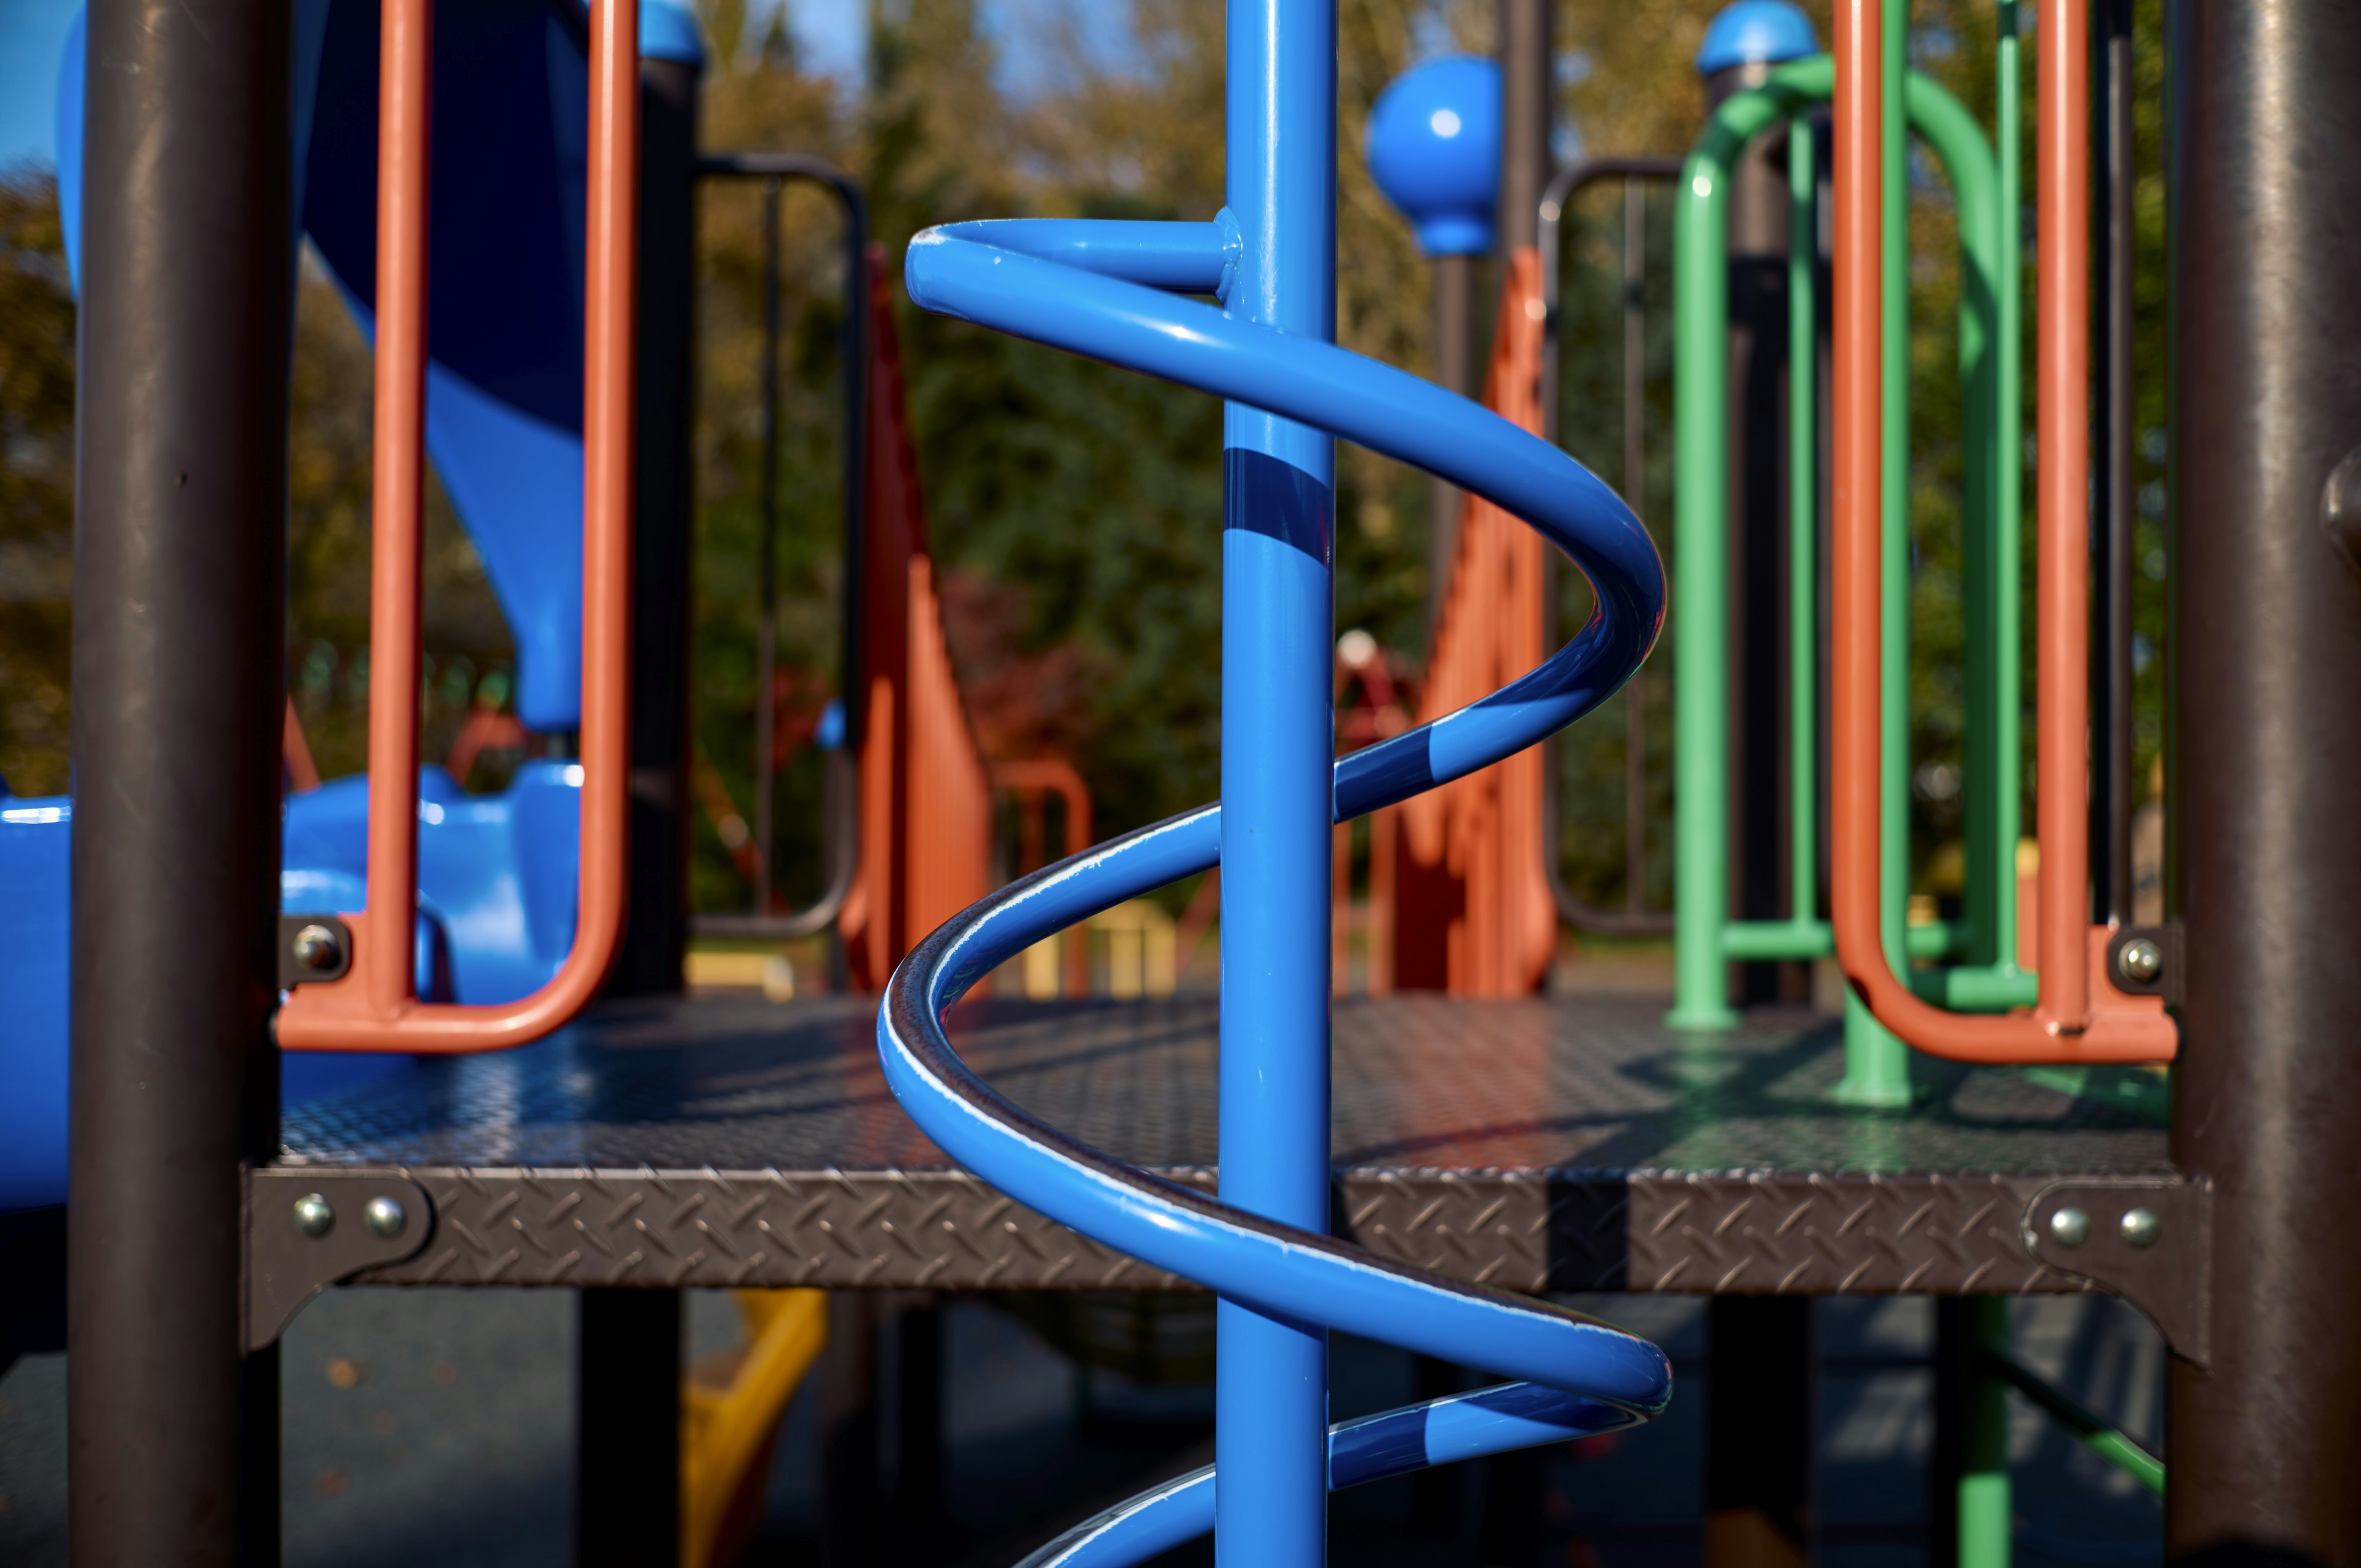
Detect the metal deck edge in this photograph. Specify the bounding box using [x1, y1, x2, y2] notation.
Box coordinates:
[255, 1162, 2197, 1309]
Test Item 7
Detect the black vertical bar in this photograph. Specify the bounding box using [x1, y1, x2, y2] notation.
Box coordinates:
[2090, 0, 2136, 924]
[68, 0, 293, 1561]
[820, 1293, 885, 1568]
[2167, 0, 2361, 1551]
[753, 176, 782, 916]
[1705, 1298, 1812, 1568]
[891, 1298, 944, 1564]
[1475, 15, 1551, 1550]
[577, 1291, 682, 1567]
[610, 49, 701, 996]
[1708, 61, 1803, 1006]
[1623, 180, 1648, 917]
[1427, 249, 1476, 635]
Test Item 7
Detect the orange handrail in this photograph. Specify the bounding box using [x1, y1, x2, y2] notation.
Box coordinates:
[1829, 0, 2170, 1064]
[277, 0, 636, 1052]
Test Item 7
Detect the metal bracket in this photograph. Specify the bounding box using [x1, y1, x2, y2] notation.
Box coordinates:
[245, 1167, 432, 1350]
[279, 913, 354, 988]
[2104, 921, 2183, 1006]
[2021, 1175, 2210, 1366]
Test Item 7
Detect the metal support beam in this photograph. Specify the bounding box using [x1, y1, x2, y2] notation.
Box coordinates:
[1428, 250, 1476, 629]
[1706, 60, 1810, 1009]
[611, 51, 702, 995]
[68, 1, 295, 1560]
[2167, 0, 2361, 1552]
[2090, 0, 2136, 925]
[1706, 1297, 1813, 1568]
[578, 1291, 682, 1567]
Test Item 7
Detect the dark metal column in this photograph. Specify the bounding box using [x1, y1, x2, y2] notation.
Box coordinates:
[609, 49, 702, 996]
[1427, 250, 1477, 630]
[2167, 0, 2361, 1556]
[819, 1293, 885, 1568]
[1472, 7, 1552, 1554]
[68, 0, 295, 1561]
[577, 1290, 682, 1567]
[1706, 60, 1808, 1007]
[1706, 1297, 1812, 1568]
[576, 52, 701, 1568]
[2090, 0, 2136, 924]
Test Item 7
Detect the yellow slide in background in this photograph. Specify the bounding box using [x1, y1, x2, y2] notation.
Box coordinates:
[681, 1289, 829, 1568]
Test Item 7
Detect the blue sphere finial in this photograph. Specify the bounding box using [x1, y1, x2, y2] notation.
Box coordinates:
[1695, 1, 1819, 77]
[1366, 56, 1502, 258]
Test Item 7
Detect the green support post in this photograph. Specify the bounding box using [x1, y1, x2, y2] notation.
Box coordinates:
[1666, 63, 1827, 1030]
[1668, 52, 2023, 1053]
[1957, 1296, 2013, 1568]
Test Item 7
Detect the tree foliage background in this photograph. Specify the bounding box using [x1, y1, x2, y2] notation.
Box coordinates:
[0, 0, 2170, 926]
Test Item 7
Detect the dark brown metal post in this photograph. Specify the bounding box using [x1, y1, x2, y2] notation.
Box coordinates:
[1623, 181, 1650, 917]
[610, 48, 701, 996]
[577, 49, 700, 1568]
[2091, 0, 2136, 924]
[1706, 58, 1806, 1005]
[754, 176, 783, 915]
[1706, 1297, 1812, 1568]
[2167, 0, 2361, 1555]
[1428, 250, 1477, 630]
[577, 1289, 682, 1567]
[68, 0, 295, 1560]
[1473, 10, 1552, 1551]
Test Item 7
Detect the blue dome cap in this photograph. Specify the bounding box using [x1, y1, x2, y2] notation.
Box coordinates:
[639, 0, 706, 66]
[1366, 56, 1501, 258]
[1695, 1, 1819, 76]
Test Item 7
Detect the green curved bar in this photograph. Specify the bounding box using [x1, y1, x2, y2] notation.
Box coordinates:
[1666, 56, 2025, 1037]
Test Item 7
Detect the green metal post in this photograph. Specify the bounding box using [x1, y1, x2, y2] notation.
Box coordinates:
[1674, 57, 2017, 1040]
[1669, 64, 1827, 1029]
[1910, 27, 2035, 1012]
[1958, 1296, 2014, 1568]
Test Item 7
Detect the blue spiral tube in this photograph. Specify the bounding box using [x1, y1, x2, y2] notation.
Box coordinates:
[879, 21, 1669, 1559]
[876, 213, 1671, 1561]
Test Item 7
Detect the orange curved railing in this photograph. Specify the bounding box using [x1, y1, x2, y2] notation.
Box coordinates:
[277, 0, 637, 1052]
[1830, 0, 2171, 1064]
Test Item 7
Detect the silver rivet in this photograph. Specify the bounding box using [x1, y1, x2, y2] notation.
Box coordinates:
[363, 1196, 408, 1240]
[2048, 1206, 2090, 1248]
[293, 1192, 335, 1238]
[2117, 936, 2163, 984]
[291, 923, 343, 972]
[2120, 1207, 2161, 1249]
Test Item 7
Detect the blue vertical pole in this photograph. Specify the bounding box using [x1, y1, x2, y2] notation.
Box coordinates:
[1218, 1, 1337, 1563]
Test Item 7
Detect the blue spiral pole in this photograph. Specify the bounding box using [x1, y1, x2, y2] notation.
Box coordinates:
[880, 13, 1674, 1559]
[1219, 3, 1337, 1561]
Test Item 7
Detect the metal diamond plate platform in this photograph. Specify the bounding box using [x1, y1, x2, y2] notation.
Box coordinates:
[264, 994, 2189, 1328]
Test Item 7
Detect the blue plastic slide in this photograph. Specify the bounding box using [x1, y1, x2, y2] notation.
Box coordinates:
[0, 0, 702, 1212]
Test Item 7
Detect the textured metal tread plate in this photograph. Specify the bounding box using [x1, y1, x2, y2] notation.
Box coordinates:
[271, 994, 2177, 1295]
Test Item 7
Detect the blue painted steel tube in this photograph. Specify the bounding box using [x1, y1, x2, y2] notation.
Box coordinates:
[888, 30, 1669, 1561]
[1219, 4, 1337, 1561]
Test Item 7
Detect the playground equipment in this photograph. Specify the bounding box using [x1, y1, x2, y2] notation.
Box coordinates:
[884, 5, 1675, 1554]
[28, 0, 2361, 1561]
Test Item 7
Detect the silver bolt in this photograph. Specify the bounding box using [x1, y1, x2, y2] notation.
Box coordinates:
[292, 1192, 335, 1238]
[363, 1195, 408, 1240]
[2120, 1207, 2161, 1249]
[2048, 1206, 2090, 1248]
[291, 923, 343, 972]
[2117, 936, 2164, 984]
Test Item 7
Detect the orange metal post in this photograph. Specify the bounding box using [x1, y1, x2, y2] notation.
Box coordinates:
[1388, 247, 1559, 997]
[277, 0, 636, 1051]
[1828, 0, 2170, 1063]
